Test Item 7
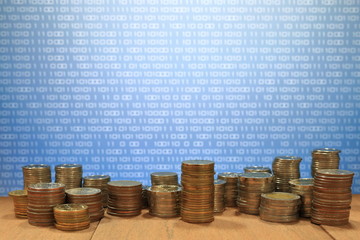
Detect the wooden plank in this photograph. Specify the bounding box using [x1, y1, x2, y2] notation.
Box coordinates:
[0, 197, 98, 240]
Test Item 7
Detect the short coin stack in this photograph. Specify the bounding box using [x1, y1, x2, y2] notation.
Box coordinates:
[27, 183, 66, 226]
[244, 166, 272, 173]
[259, 192, 301, 223]
[272, 156, 302, 192]
[107, 180, 143, 217]
[181, 160, 215, 223]
[289, 178, 314, 217]
[83, 175, 111, 207]
[237, 172, 275, 215]
[22, 164, 51, 189]
[151, 172, 179, 186]
[311, 169, 354, 226]
[214, 179, 226, 213]
[148, 185, 181, 217]
[54, 203, 90, 231]
[217, 172, 238, 207]
[8, 190, 28, 218]
[55, 164, 83, 189]
[311, 148, 341, 177]
[66, 188, 104, 222]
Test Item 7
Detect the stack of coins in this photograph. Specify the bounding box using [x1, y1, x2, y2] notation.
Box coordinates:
[27, 183, 66, 226]
[8, 190, 28, 218]
[217, 172, 238, 207]
[66, 188, 104, 222]
[181, 160, 215, 223]
[214, 179, 226, 213]
[244, 166, 272, 173]
[22, 164, 51, 189]
[151, 172, 179, 186]
[55, 164, 83, 189]
[54, 203, 90, 231]
[237, 172, 275, 215]
[272, 156, 302, 192]
[107, 180, 142, 217]
[311, 169, 354, 226]
[148, 185, 181, 217]
[289, 178, 314, 217]
[83, 175, 111, 207]
[142, 185, 149, 209]
[311, 148, 341, 177]
[259, 192, 301, 223]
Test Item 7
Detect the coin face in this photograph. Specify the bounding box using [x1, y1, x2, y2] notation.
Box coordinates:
[182, 160, 214, 165]
[54, 203, 88, 211]
[218, 172, 238, 178]
[313, 148, 341, 153]
[238, 172, 273, 178]
[289, 178, 314, 186]
[83, 175, 110, 180]
[262, 192, 300, 201]
[66, 188, 101, 195]
[28, 182, 65, 190]
[214, 179, 226, 185]
[108, 180, 142, 187]
[8, 190, 28, 197]
[274, 156, 302, 161]
[55, 164, 82, 169]
[316, 169, 354, 176]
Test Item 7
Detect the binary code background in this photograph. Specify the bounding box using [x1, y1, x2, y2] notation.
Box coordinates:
[1, 0, 360, 195]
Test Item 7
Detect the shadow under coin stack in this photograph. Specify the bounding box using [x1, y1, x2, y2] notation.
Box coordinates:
[22, 164, 51, 189]
[260, 192, 301, 223]
[8, 190, 28, 218]
[311, 148, 341, 177]
[107, 180, 143, 217]
[214, 179, 226, 213]
[272, 156, 302, 192]
[217, 172, 238, 207]
[142, 185, 150, 209]
[311, 169, 354, 226]
[83, 175, 111, 208]
[148, 185, 181, 217]
[237, 172, 275, 215]
[27, 183, 66, 226]
[244, 166, 272, 174]
[151, 172, 179, 186]
[55, 164, 83, 190]
[66, 188, 104, 222]
[289, 178, 314, 218]
[181, 160, 215, 223]
[54, 203, 90, 231]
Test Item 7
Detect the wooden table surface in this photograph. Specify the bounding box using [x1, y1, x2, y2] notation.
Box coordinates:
[1, 195, 359, 240]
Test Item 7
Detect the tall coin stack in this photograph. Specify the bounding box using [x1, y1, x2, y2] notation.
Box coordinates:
[27, 183, 66, 226]
[311, 169, 354, 226]
[22, 164, 51, 189]
[55, 164, 83, 189]
[237, 172, 275, 215]
[259, 192, 301, 223]
[54, 203, 90, 231]
[217, 172, 238, 207]
[214, 179, 226, 213]
[311, 148, 341, 177]
[289, 178, 314, 217]
[244, 166, 272, 173]
[83, 175, 111, 207]
[148, 185, 181, 217]
[8, 190, 28, 218]
[107, 180, 143, 217]
[66, 188, 104, 222]
[151, 172, 179, 186]
[181, 160, 215, 223]
[272, 156, 302, 192]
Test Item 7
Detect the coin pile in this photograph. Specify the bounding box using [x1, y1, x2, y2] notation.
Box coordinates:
[148, 185, 181, 217]
[311, 148, 341, 177]
[289, 178, 314, 217]
[142, 185, 149, 209]
[181, 160, 215, 223]
[8, 190, 28, 218]
[54, 203, 90, 231]
[107, 180, 143, 217]
[22, 164, 51, 189]
[217, 172, 238, 207]
[244, 166, 272, 173]
[272, 156, 302, 192]
[311, 169, 354, 226]
[237, 172, 275, 215]
[27, 183, 66, 226]
[214, 179, 226, 213]
[66, 188, 104, 222]
[259, 192, 301, 223]
[151, 172, 179, 186]
[55, 164, 83, 189]
[83, 175, 111, 207]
